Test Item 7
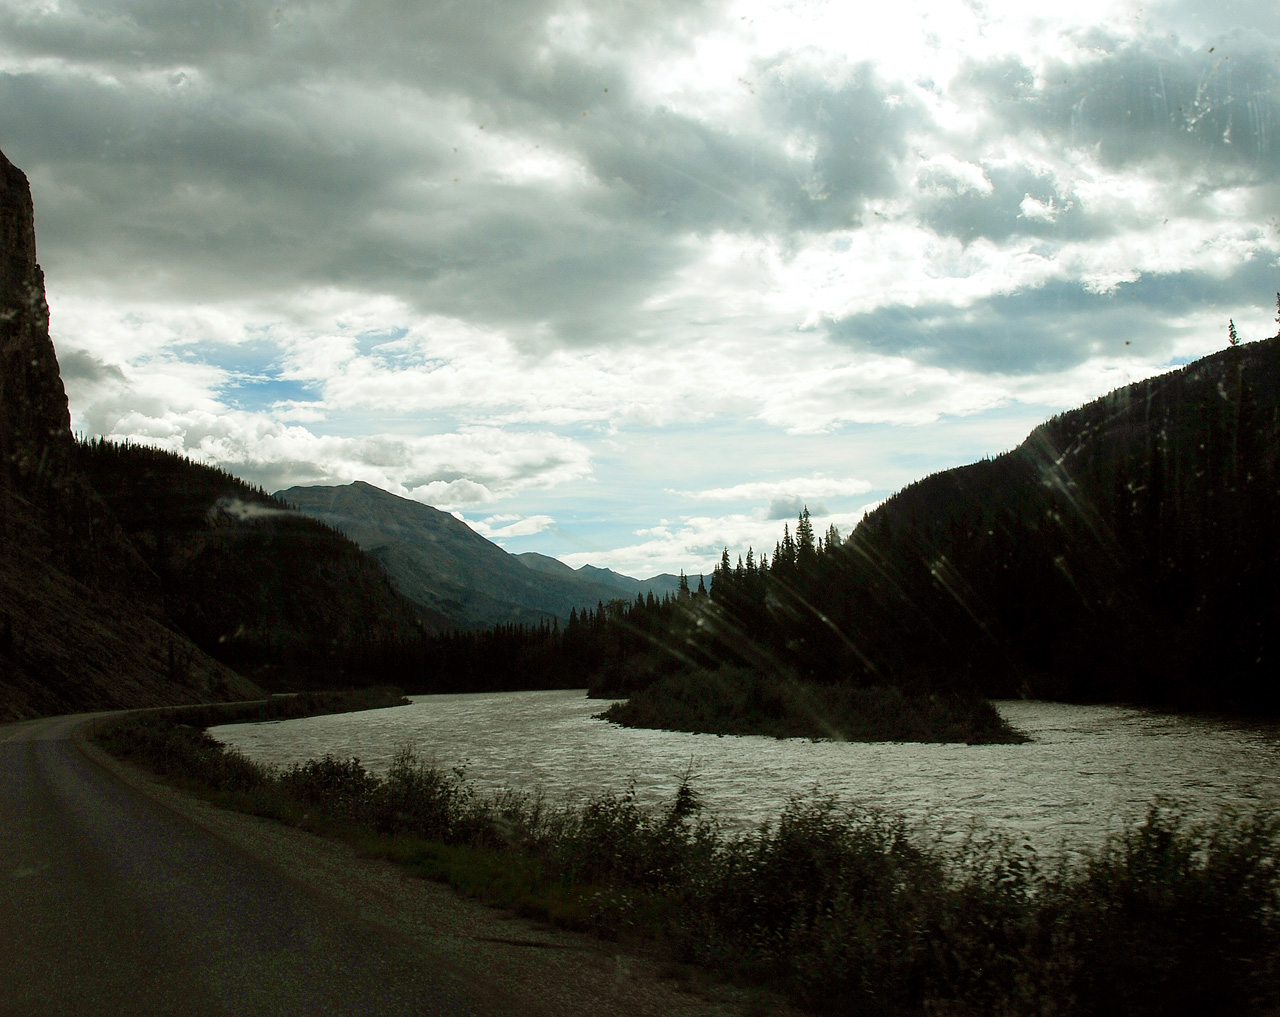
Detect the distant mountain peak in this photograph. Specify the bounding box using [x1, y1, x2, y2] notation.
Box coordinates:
[279, 482, 685, 627]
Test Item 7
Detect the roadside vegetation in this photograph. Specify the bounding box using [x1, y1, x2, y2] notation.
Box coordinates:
[96, 706, 1279, 1016]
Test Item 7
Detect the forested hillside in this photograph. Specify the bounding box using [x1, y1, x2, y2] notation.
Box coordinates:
[692, 336, 1280, 713]
[78, 441, 425, 689]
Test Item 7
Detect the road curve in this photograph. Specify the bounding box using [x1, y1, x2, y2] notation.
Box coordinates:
[1, 713, 778, 1017]
[0, 712, 528, 1017]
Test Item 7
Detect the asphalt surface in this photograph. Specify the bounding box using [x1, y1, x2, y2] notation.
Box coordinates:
[0, 712, 513, 1017]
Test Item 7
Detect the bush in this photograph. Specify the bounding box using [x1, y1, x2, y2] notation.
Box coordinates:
[599, 667, 1027, 743]
[1056, 804, 1280, 1016]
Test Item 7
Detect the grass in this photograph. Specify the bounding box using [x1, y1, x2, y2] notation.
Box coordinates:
[95, 707, 1280, 1015]
[598, 667, 1027, 744]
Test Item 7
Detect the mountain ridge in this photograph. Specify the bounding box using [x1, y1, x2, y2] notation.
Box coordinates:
[276, 481, 676, 629]
[515, 552, 686, 600]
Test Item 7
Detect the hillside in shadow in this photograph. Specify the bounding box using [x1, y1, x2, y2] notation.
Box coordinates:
[78, 442, 428, 690]
[684, 334, 1280, 714]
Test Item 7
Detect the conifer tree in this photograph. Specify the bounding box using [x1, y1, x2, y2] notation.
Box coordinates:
[779, 524, 796, 568]
[712, 547, 735, 599]
[796, 506, 817, 566]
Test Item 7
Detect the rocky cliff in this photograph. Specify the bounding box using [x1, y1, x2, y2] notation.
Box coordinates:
[0, 147, 260, 720]
[1, 148, 66, 493]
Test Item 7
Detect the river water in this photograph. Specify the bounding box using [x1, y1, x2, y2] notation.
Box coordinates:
[210, 691, 1280, 856]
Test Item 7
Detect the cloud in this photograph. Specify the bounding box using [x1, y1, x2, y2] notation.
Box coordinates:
[766, 497, 826, 520]
[462, 513, 557, 541]
[55, 347, 126, 384]
[54, 327, 595, 508]
[0, 0, 922, 355]
[677, 475, 872, 502]
[7, 0, 1280, 575]
[825, 254, 1280, 375]
[958, 40, 1280, 182]
[211, 496, 298, 522]
[917, 162, 1085, 245]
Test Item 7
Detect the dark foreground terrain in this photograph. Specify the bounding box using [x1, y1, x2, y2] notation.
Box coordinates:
[0, 711, 784, 1017]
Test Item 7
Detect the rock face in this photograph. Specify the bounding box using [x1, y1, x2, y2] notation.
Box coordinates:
[0, 147, 260, 720]
[0, 149, 150, 592]
[0, 148, 69, 495]
[0, 146, 80, 560]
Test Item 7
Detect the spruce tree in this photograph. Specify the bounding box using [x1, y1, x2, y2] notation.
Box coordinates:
[796, 506, 817, 566]
[779, 524, 796, 568]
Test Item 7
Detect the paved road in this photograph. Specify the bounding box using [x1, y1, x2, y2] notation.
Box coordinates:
[0, 713, 513, 1017]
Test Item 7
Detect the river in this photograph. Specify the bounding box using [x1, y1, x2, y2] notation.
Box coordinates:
[210, 691, 1280, 857]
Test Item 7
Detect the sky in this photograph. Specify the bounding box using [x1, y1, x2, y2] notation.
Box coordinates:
[2, 0, 1278, 578]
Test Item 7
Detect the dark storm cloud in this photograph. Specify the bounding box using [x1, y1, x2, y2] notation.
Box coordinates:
[1154, 0, 1280, 46]
[918, 164, 1087, 245]
[767, 495, 826, 520]
[0, 0, 921, 346]
[0, 67, 425, 298]
[757, 63, 920, 227]
[960, 38, 1280, 181]
[56, 347, 127, 384]
[558, 61, 918, 237]
[825, 258, 1279, 375]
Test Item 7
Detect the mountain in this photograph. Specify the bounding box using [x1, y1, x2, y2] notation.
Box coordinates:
[0, 147, 260, 719]
[276, 482, 655, 628]
[696, 335, 1280, 714]
[516, 552, 687, 600]
[77, 441, 426, 689]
